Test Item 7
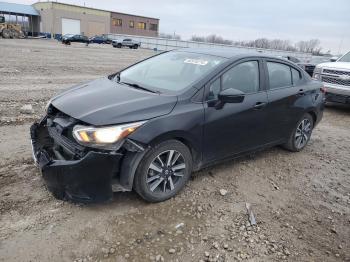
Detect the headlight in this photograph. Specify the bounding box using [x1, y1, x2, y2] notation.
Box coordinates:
[313, 67, 322, 74]
[312, 67, 322, 80]
[72, 121, 146, 148]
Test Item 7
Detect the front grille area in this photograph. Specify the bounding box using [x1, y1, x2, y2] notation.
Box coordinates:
[323, 69, 350, 76]
[322, 76, 350, 87]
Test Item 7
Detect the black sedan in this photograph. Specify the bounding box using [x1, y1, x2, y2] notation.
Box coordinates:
[62, 34, 90, 45]
[89, 35, 108, 44]
[30, 49, 325, 203]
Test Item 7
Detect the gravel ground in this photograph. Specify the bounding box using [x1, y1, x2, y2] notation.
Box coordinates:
[0, 39, 349, 262]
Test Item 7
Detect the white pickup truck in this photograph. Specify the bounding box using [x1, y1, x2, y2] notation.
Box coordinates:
[112, 38, 141, 49]
[313, 51, 350, 104]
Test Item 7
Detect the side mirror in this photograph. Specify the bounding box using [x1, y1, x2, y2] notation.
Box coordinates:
[330, 57, 338, 62]
[218, 88, 245, 103]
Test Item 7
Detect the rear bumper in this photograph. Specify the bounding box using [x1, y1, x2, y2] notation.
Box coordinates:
[30, 121, 123, 203]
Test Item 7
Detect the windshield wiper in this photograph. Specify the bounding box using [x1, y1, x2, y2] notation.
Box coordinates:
[120, 81, 159, 94]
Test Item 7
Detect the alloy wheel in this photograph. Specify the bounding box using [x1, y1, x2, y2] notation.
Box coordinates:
[146, 150, 186, 193]
[295, 118, 312, 149]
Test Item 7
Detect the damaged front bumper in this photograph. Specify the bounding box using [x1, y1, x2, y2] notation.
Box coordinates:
[30, 117, 128, 203]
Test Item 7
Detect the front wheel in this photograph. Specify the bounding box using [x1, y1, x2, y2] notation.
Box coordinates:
[283, 113, 314, 152]
[134, 140, 192, 202]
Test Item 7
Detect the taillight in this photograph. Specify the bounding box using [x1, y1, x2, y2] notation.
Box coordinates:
[320, 86, 327, 94]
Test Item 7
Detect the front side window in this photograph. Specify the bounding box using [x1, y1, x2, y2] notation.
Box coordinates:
[208, 78, 221, 100]
[222, 61, 260, 94]
[119, 51, 226, 93]
[267, 62, 292, 89]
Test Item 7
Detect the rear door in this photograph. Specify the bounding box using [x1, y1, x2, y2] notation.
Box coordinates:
[203, 59, 269, 162]
[263, 59, 311, 142]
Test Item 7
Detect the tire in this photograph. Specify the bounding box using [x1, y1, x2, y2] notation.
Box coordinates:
[134, 140, 193, 202]
[11, 30, 19, 39]
[134, 45, 139, 49]
[117, 43, 122, 48]
[2, 29, 11, 38]
[283, 113, 314, 152]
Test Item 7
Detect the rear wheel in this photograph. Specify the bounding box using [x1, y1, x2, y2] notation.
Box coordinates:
[117, 43, 122, 48]
[134, 44, 139, 49]
[134, 140, 192, 202]
[283, 113, 314, 152]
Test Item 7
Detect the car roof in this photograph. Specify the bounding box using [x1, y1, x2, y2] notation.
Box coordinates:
[176, 47, 286, 61]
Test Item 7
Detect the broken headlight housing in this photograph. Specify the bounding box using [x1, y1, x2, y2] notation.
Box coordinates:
[72, 121, 146, 149]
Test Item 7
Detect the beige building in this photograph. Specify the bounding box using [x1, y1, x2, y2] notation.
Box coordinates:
[32, 1, 159, 38]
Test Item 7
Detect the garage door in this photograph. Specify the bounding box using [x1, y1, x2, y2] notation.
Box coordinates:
[61, 18, 81, 35]
[87, 21, 106, 37]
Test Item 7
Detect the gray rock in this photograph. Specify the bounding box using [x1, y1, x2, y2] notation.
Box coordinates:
[219, 189, 228, 196]
[20, 104, 34, 114]
[169, 248, 176, 254]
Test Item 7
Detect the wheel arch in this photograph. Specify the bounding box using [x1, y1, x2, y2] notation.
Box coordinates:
[119, 132, 201, 191]
[307, 110, 317, 125]
[147, 131, 201, 170]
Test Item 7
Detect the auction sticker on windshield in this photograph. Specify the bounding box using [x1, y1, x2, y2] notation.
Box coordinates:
[184, 58, 208, 66]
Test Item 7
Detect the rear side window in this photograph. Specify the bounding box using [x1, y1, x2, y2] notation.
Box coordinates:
[222, 61, 259, 94]
[292, 68, 302, 85]
[267, 62, 292, 89]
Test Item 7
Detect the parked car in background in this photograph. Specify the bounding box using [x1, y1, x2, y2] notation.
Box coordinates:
[30, 48, 324, 203]
[62, 34, 90, 45]
[313, 51, 350, 104]
[300, 56, 333, 77]
[112, 38, 141, 49]
[283, 56, 332, 77]
[89, 35, 108, 44]
[101, 34, 118, 44]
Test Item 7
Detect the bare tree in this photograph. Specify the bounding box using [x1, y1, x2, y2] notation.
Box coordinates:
[295, 39, 321, 54]
[189, 35, 324, 54]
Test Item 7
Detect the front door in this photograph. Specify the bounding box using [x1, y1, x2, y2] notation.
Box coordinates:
[203, 59, 269, 163]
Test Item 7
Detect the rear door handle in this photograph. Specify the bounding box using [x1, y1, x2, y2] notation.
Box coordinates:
[254, 102, 267, 110]
[297, 89, 305, 96]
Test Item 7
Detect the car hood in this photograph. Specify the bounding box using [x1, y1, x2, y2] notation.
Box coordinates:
[318, 62, 350, 70]
[51, 77, 178, 126]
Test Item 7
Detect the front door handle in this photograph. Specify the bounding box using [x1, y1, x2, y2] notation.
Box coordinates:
[254, 102, 267, 110]
[297, 89, 305, 96]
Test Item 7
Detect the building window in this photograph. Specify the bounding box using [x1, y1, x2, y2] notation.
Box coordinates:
[149, 23, 158, 31]
[112, 18, 122, 26]
[137, 22, 146, 30]
[129, 21, 134, 28]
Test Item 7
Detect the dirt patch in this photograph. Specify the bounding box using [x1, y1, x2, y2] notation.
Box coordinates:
[0, 39, 349, 262]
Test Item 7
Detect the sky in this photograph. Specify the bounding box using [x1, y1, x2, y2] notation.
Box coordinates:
[5, 0, 350, 54]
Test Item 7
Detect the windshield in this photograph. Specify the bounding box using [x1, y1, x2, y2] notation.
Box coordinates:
[338, 51, 350, 62]
[118, 51, 227, 93]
